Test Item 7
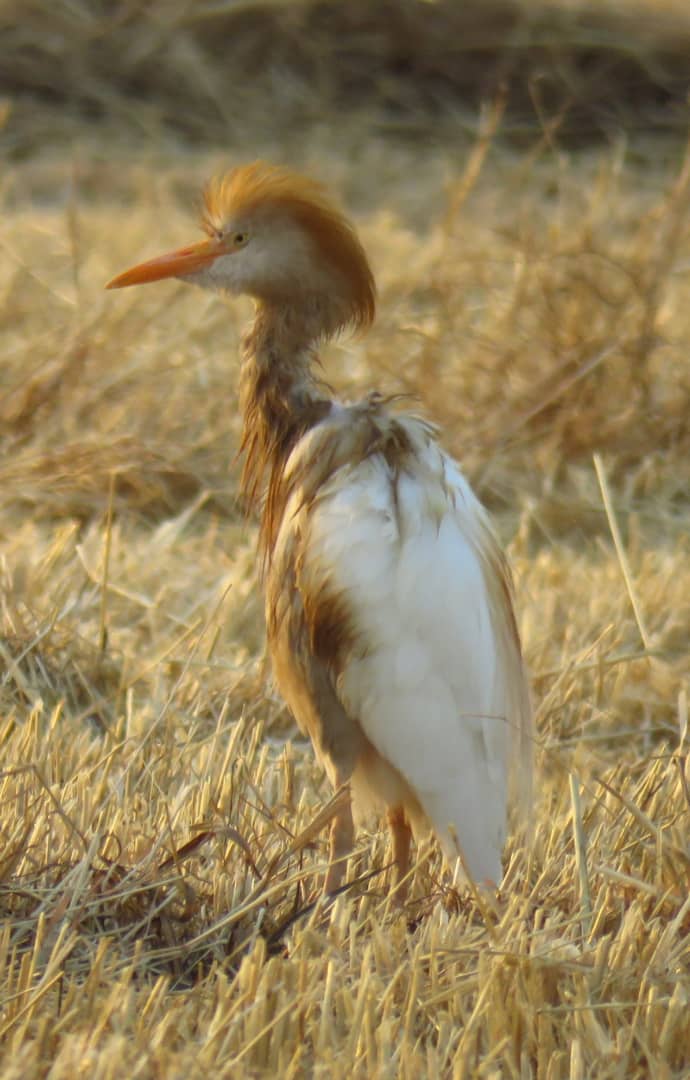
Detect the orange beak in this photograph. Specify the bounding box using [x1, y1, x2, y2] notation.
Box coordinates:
[106, 238, 226, 289]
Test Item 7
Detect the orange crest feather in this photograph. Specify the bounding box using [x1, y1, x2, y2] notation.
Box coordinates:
[201, 162, 376, 333]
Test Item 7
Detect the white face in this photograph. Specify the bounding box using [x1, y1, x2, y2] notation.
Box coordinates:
[189, 213, 334, 304]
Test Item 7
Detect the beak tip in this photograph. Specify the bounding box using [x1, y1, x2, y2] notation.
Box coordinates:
[105, 273, 127, 290]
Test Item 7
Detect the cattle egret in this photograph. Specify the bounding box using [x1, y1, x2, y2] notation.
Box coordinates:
[107, 162, 532, 899]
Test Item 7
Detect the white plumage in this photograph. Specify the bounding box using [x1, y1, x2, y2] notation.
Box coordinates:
[107, 161, 532, 898]
[280, 413, 518, 885]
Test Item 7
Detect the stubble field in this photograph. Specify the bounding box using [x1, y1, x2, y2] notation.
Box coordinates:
[1, 1, 689, 1076]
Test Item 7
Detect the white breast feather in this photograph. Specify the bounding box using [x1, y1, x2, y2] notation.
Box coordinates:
[301, 419, 527, 884]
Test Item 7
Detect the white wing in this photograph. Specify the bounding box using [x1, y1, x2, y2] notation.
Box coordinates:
[301, 419, 530, 884]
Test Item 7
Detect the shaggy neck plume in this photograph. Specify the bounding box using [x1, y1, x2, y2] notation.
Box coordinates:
[238, 302, 332, 542]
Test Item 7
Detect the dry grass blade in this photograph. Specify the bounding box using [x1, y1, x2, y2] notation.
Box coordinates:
[568, 774, 593, 941]
[98, 471, 117, 654]
[594, 453, 651, 652]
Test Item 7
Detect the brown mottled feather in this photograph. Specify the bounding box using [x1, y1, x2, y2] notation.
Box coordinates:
[263, 401, 418, 781]
[267, 517, 364, 781]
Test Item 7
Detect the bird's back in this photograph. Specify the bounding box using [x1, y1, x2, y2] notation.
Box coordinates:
[266, 399, 531, 884]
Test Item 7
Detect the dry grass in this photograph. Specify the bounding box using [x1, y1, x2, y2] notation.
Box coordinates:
[1, 1, 690, 1076]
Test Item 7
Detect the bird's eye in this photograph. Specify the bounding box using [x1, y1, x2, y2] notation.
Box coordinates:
[233, 232, 248, 247]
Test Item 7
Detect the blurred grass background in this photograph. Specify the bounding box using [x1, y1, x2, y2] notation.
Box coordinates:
[1, 2, 689, 1076]
[2, 0, 690, 148]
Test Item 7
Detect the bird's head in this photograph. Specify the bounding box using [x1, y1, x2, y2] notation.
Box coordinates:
[107, 161, 376, 340]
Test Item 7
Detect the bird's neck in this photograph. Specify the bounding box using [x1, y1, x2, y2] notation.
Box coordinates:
[238, 304, 332, 520]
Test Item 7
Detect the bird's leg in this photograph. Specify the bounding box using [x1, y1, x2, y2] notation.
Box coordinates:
[324, 784, 354, 895]
[387, 806, 412, 903]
